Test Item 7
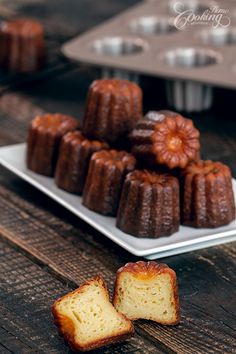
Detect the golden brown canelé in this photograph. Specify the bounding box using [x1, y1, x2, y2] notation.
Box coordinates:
[181, 160, 235, 228]
[0, 18, 45, 72]
[55, 131, 109, 194]
[83, 150, 136, 216]
[52, 276, 134, 352]
[130, 110, 200, 169]
[82, 79, 142, 144]
[116, 170, 180, 238]
[113, 261, 180, 325]
[27, 113, 79, 176]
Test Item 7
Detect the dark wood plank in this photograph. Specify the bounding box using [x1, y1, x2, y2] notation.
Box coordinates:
[0, 93, 44, 146]
[0, 168, 235, 354]
[0, 241, 162, 354]
[0, 311, 43, 354]
[0, 242, 73, 353]
[0, 343, 13, 354]
[17, 66, 99, 119]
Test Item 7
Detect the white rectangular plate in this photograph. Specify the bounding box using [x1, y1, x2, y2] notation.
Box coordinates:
[0, 143, 235, 258]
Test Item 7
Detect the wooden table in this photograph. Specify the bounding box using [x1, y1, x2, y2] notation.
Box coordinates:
[0, 1, 235, 353]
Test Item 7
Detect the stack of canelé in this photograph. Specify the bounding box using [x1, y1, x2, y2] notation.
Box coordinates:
[27, 79, 235, 238]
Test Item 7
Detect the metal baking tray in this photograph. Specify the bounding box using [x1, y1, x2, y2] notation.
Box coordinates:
[0, 143, 235, 259]
[62, 0, 236, 88]
[62, 0, 236, 111]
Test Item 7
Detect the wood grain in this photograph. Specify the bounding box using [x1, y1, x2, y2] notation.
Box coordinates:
[0, 241, 162, 354]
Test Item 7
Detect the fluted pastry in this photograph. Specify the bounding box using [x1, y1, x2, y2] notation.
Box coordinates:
[117, 170, 180, 237]
[82, 79, 142, 144]
[0, 18, 45, 72]
[181, 160, 235, 228]
[55, 131, 109, 194]
[27, 113, 79, 176]
[83, 150, 136, 215]
[130, 110, 200, 169]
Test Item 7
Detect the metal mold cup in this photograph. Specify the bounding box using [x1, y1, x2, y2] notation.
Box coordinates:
[129, 16, 176, 35]
[164, 48, 220, 112]
[92, 36, 147, 84]
[199, 28, 236, 46]
[92, 36, 147, 56]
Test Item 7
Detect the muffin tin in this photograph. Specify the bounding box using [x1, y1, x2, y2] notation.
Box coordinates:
[62, 0, 236, 111]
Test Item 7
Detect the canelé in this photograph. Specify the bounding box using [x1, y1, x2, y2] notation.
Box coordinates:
[82, 79, 142, 144]
[27, 113, 79, 176]
[181, 160, 235, 228]
[82, 150, 136, 215]
[55, 131, 109, 194]
[130, 110, 200, 169]
[116, 170, 180, 237]
[0, 18, 45, 72]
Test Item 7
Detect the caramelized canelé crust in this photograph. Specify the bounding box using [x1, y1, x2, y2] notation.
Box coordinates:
[55, 131, 109, 194]
[52, 276, 134, 352]
[113, 261, 180, 325]
[27, 113, 79, 176]
[82, 79, 142, 144]
[130, 110, 200, 169]
[181, 160, 235, 228]
[116, 170, 180, 238]
[0, 18, 45, 72]
[83, 150, 136, 216]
